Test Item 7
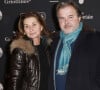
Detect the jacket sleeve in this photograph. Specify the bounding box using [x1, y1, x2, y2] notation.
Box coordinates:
[6, 48, 26, 90]
[95, 56, 100, 89]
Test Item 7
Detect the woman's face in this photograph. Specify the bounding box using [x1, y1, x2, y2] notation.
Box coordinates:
[23, 17, 43, 39]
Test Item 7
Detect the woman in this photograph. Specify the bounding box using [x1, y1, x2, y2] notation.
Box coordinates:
[5, 11, 52, 90]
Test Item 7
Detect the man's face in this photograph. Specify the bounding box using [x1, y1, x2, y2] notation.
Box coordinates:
[57, 6, 81, 34]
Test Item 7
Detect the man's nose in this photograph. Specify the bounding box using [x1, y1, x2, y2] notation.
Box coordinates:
[64, 18, 69, 24]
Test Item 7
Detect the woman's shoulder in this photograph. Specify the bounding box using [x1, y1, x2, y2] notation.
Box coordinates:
[41, 34, 53, 46]
[10, 38, 35, 54]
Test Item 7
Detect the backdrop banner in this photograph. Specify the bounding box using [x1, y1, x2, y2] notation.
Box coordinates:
[0, 0, 99, 88]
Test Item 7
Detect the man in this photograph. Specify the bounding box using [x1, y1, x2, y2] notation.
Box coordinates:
[49, 1, 100, 90]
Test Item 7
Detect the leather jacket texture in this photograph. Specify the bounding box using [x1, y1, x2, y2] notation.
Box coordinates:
[5, 36, 52, 90]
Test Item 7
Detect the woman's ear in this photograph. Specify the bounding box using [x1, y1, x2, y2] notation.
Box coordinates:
[24, 32, 26, 35]
[40, 26, 43, 31]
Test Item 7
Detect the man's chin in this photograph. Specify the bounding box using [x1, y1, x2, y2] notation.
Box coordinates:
[63, 30, 74, 34]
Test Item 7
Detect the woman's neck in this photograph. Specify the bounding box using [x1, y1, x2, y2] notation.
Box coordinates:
[32, 37, 40, 46]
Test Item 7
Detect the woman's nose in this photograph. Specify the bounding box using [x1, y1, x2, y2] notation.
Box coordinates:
[29, 26, 33, 31]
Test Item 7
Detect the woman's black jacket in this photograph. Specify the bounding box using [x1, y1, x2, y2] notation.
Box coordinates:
[5, 37, 52, 90]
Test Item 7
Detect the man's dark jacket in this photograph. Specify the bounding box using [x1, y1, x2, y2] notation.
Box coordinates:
[49, 24, 100, 90]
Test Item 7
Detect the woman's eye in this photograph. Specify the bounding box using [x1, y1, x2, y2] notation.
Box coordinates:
[24, 26, 29, 28]
[32, 24, 36, 26]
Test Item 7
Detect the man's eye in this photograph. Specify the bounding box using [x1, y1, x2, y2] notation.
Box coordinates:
[69, 16, 73, 18]
[58, 17, 64, 21]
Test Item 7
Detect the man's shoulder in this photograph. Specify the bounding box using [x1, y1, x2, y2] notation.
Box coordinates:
[51, 31, 60, 39]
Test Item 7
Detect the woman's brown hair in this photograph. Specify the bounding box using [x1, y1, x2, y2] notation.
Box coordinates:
[15, 11, 51, 38]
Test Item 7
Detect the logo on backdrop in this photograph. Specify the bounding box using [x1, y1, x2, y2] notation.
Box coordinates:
[49, 0, 59, 3]
[77, 0, 94, 20]
[4, 31, 16, 42]
[0, 83, 3, 90]
[4, 0, 31, 4]
[82, 12, 94, 20]
[38, 12, 46, 20]
[0, 48, 3, 58]
[79, 0, 84, 4]
[0, 10, 3, 21]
